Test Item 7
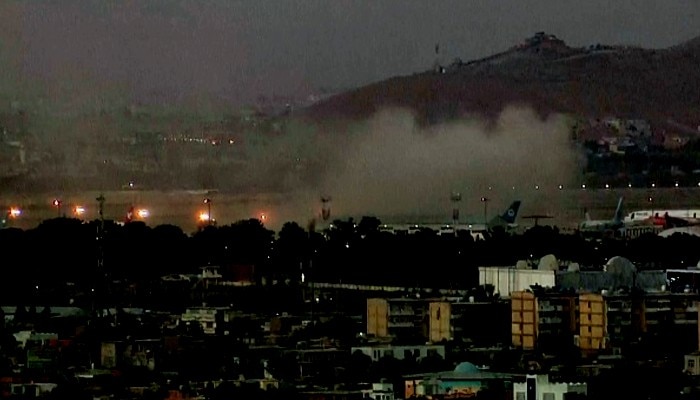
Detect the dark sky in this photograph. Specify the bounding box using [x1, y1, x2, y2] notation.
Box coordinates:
[3, 0, 699, 107]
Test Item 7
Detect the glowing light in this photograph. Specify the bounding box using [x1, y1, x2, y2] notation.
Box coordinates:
[136, 209, 150, 218]
[52, 199, 61, 207]
[651, 183, 656, 188]
[260, 213, 267, 221]
[9, 208, 21, 218]
[628, 183, 632, 188]
[605, 184, 610, 189]
[534, 185, 540, 190]
[558, 185, 563, 190]
[74, 206, 86, 216]
[581, 184, 586, 189]
[675, 182, 680, 188]
[199, 212, 210, 222]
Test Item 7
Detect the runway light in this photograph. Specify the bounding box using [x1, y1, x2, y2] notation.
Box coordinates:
[605, 184, 610, 189]
[628, 183, 633, 188]
[675, 182, 679, 188]
[136, 209, 149, 218]
[558, 184, 563, 190]
[581, 184, 586, 189]
[74, 206, 86, 216]
[651, 183, 656, 188]
[534, 185, 540, 190]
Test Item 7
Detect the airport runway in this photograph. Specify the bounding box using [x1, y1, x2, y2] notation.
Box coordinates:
[1, 187, 699, 233]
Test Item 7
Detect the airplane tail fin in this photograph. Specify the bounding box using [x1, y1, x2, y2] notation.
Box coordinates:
[584, 208, 592, 221]
[613, 196, 624, 223]
[499, 200, 521, 224]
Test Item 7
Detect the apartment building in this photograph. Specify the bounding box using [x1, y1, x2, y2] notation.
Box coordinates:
[428, 300, 509, 345]
[511, 291, 578, 350]
[366, 298, 429, 342]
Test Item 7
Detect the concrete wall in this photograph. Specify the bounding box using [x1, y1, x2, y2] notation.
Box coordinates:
[479, 267, 555, 297]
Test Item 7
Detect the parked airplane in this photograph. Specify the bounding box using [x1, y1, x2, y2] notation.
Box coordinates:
[624, 208, 700, 228]
[377, 200, 522, 238]
[462, 200, 522, 232]
[579, 197, 625, 233]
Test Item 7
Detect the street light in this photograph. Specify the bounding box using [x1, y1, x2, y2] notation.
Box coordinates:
[52, 199, 62, 217]
[203, 198, 212, 225]
[74, 205, 86, 217]
[480, 196, 490, 225]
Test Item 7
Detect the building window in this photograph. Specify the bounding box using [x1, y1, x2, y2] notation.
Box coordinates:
[515, 392, 526, 400]
[688, 358, 696, 369]
[543, 393, 555, 400]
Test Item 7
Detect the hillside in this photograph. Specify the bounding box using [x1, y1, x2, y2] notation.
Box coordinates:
[302, 33, 700, 128]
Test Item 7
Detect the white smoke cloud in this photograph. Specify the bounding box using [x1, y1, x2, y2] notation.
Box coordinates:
[306, 106, 578, 221]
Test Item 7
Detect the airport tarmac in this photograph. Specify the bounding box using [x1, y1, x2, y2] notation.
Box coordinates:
[1, 187, 699, 234]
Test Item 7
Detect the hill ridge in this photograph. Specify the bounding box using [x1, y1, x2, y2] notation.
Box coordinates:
[302, 33, 700, 127]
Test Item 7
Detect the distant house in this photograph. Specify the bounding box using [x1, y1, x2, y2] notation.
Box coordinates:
[512, 374, 587, 400]
[662, 132, 691, 150]
[351, 344, 445, 363]
[404, 361, 524, 399]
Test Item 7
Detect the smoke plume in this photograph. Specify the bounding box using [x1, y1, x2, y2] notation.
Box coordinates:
[269, 106, 581, 226]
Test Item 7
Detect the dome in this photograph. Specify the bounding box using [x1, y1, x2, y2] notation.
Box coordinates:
[605, 256, 636, 274]
[538, 254, 558, 271]
[454, 362, 480, 374]
[604, 256, 636, 289]
[515, 260, 529, 270]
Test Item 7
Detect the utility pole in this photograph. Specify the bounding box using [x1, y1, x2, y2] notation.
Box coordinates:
[481, 197, 490, 225]
[94, 194, 106, 318]
[450, 192, 462, 227]
[203, 198, 212, 225]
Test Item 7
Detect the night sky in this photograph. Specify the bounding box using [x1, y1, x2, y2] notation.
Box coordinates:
[1, 0, 698, 107]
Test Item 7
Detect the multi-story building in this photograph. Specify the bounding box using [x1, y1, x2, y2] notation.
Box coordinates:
[429, 300, 510, 345]
[578, 291, 700, 355]
[366, 298, 429, 342]
[510, 291, 578, 351]
[369, 297, 508, 345]
[602, 293, 635, 352]
[577, 293, 607, 353]
[511, 291, 537, 350]
[535, 293, 578, 351]
[180, 307, 224, 335]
